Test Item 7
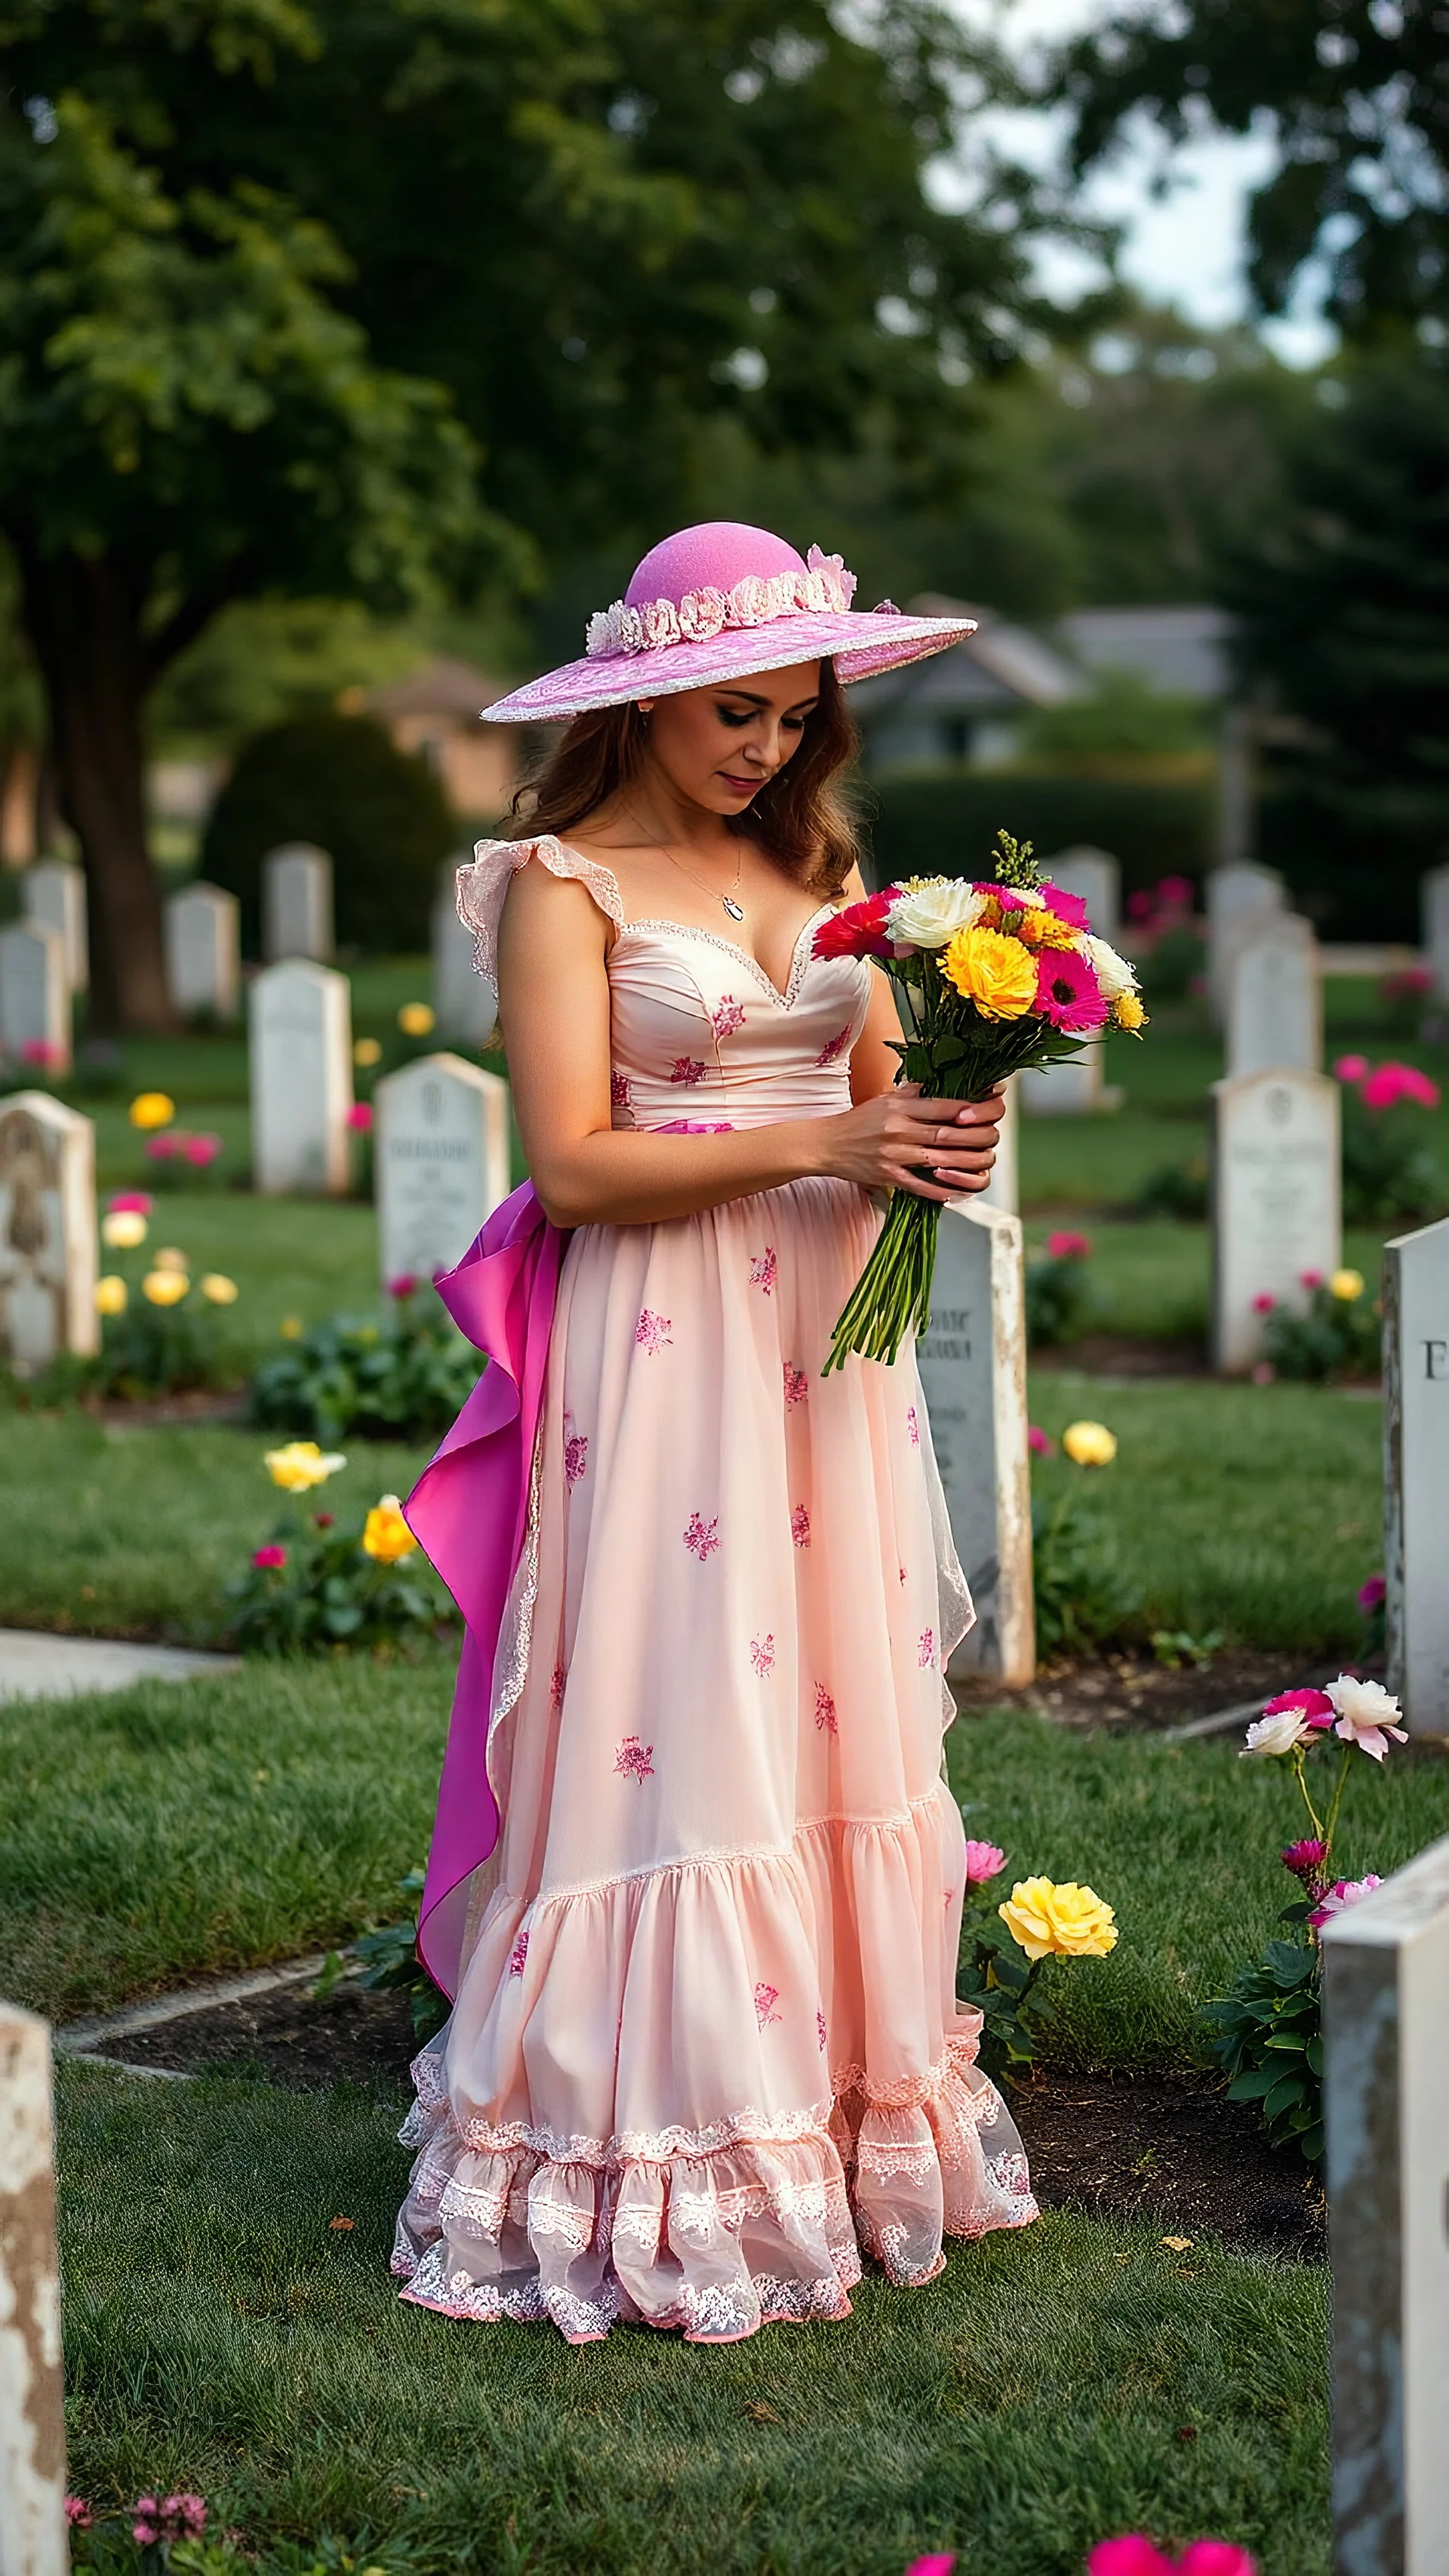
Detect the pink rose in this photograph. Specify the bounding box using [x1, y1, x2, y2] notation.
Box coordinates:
[108, 1192, 153, 1215]
[253, 1544, 287, 1570]
[347, 1101, 374, 1132]
[678, 585, 728, 642]
[641, 597, 681, 651]
[1158, 875, 1193, 906]
[145, 1132, 178, 1159]
[1048, 1230, 1091, 1260]
[387, 1273, 417, 1298]
[727, 574, 772, 626]
[962, 1839, 1007, 1883]
[1357, 1572, 1386, 1612]
[1263, 1686, 1335, 1728]
[1251, 1292, 1275, 1313]
[183, 1131, 222, 1166]
[1334, 1053, 1368, 1083]
[1309, 1873, 1383, 1928]
[1028, 1424, 1054, 1456]
[1299, 1268, 1322, 1290]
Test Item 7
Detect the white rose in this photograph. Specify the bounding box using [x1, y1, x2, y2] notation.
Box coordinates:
[641, 597, 681, 651]
[1241, 1710, 1312, 1759]
[1080, 934, 1139, 1000]
[585, 610, 614, 657]
[887, 879, 987, 948]
[609, 603, 645, 654]
[678, 585, 728, 642]
[1325, 1673, 1408, 1759]
[728, 574, 771, 626]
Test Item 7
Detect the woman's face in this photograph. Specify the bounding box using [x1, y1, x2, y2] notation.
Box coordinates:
[638, 664, 820, 815]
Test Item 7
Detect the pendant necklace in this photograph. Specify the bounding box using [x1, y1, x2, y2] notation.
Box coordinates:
[660, 841, 746, 923]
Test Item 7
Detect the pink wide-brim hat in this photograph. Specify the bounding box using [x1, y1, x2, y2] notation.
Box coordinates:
[480, 520, 976, 725]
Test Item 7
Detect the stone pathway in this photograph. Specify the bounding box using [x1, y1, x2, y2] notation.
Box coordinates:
[0, 1627, 240, 1703]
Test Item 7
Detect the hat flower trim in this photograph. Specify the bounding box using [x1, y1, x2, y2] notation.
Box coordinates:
[585, 546, 858, 658]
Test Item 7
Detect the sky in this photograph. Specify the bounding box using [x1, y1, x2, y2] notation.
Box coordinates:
[943, 0, 1336, 368]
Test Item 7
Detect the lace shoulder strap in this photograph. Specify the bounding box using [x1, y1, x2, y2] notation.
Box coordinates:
[455, 835, 626, 994]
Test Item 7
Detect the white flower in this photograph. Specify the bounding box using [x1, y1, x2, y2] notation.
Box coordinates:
[1080, 933, 1140, 1000]
[887, 879, 987, 949]
[1325, 1673, 1408, 1762]
[608, 602, 645, 654]
[678, 584, 728, 642]
[584, 610, 614, 656]
[1241, 1710, 1315, 1759]
[806, 543, 857, 608]
[641, 597, 681, 651]
[728, 574, 771, 626]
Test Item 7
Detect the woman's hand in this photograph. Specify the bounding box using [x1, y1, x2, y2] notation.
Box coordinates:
[818, 1084, 1005, 1203]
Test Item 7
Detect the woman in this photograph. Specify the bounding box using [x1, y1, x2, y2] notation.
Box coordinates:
[393, 521, 1036, 2347]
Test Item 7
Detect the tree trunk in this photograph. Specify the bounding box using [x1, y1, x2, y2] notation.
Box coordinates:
[11, 537, 174, 1036]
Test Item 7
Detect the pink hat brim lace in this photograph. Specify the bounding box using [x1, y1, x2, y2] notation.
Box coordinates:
[479, 609, 977, 725]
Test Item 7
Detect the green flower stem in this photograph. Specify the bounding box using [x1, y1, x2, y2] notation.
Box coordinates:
[1292, 1748, 1326, 1844]
[1320, 1738, 1355, 1866]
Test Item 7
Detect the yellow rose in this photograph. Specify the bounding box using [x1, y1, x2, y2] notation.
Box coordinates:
[1114, 990, 1148, 1033]
[998, 1876, 1119, 1961]
[398, 1002, 435, 1037]
[361, 1494, 417, 1562]
[279, 1316, 303, 1340]
[200, 1273, 239, 1305]
[354, 1037, 383, 1066]
[940, 925, 1038, 1021]
[141, 1270, 190, 1307]
[1330, 1268, 1364, 1301]
[95, 1275, 128, 1316]
[128, 1092, 175, 1131]
[101, 1210, 147, 1250]
[1063, 1419, 1117, 1467]
[265, 1439, 347, 1492]
[154, 1246, 189, 1273]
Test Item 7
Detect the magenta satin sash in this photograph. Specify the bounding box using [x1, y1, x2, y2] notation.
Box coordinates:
[403, 1181, 565, 1999]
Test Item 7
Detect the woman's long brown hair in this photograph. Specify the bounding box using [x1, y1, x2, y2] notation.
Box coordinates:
[507, 658, 862, 898]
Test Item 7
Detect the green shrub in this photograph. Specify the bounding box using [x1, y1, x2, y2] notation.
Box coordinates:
[1131, 1154, 1208, 1220]
[1030, 1485, 1140, 1655]
[251, 1285, 478, 1444]
[226, 1499, 453, 1653]
[1261, 1274, 1377, 1383]
[1340, 1083, 1442, 1224]
[1139, 923, 1204, 1002]
[202, 712, 456, 955]
[864, 770, 1212, 896]
[1024, 1235, 1094, 1346]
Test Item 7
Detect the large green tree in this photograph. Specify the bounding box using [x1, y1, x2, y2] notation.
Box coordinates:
[1051, 0, 1449, 337]
[1, 0, 1048, 1028]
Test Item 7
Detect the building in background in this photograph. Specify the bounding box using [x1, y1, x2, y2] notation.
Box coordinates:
[364, 656, 528, 822]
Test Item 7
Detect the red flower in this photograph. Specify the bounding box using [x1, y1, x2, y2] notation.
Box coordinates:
[107, 1192, 153, 1215]
[313, 1512, 334, 1529]
[252, 1543, 287, 1570]
[1263, 1686, 1334, 1728]
[1047, 1230, 1090, 1260]
[812, 888, 894, 959]
[386, 1273, 417, 1299]
[1281, 1837, 1327, 1879]
[1358, 1572, 1386, 1611]
[1363, 1060, 1440, 1110]
[1034, 945, 1109, 1033]
[347, 1101, 374, 1131]
[1027, 1424, 1054, 1456]
[1251, 1292, 1275, 1314]
[64, 2499, 93, 2530]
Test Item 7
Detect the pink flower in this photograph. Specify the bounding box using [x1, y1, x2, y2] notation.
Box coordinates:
[1299, 1268, 1323, 1291]
[905, 2560, 957, 2576]
[750, 1633, 775, 1677]
[1281, 1838, 1327, 1880]
[144, 1132, 178, 1159]
[963, 1839, 1006, 1883]
[1048, 1230, 1091, 1260]
[20, 1037, 62, 1066]
[814, 1026, 851, 1066]
[918, 1627, 935, 1667]
[754, 1980, 780, 2027]
[346, 1101, 374, 1132]
[684, 1511, 719, 1560]
[64, 2499, 93, 2530]
[508, 1930, 529, 1976]
[749, 1245, 777, 1294]
[107, 1192, 153, 1215]
[814, 1682, 838, 1734]
[1363, 1060, 1441, 1110]
[252, 1543, 287, 1570]
[1250, 1361, 1275, 1384]
[1358, 1572, 1386, 1612]
[1310, 1873, 1384, 1928]
[564, 1428, 588, 1486]
[1263, 1686, 1335, 1729]
[1127, 889, 1154, 922]
[386, 1273, 417, 1299]
[183, 1131, 223, 1165]
[162, 2497, 208, 2538]
[614, 1734, 655, 1781]
[669, 1056, 708, 1087]
[1038, 882, 1090, 928]
[813, 890, 894, 960]
[1088, 2544, 1257, 2576]
[1028, 1425, 1054, 1456]
[1034, 945, 1110, 1033]
[1251, 1291, 1275, 1313]
[817, 2007, 829, 2051]
[1158, 875, 1193, 907]
[635, 1308, 673, 1354]
[610, 1069, 630, 1109]
[132, 2497, 162, 2546]
[1334, 1054, 1369, 1083]
[712, 997, 746, 1038]
[1382, 966, 1432, 1000]
[906, 1402, 919, 1447]
[783, 1362, 808, 1407]
[791, 1504, 811, 1547]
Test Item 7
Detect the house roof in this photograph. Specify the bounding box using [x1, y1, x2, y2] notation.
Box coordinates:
[1054, 605, 1232, 700]
[365, 654, 514, 725]
[849, 598, 1080, 719]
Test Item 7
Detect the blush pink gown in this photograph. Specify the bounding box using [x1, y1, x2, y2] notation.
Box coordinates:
[392, 835, 1035, 2344]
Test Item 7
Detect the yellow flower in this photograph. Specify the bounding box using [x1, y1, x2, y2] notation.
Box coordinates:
[998, 1876, 1119, 1961]
[199, 1273, 239, 1305]
[95, 1275, 128, 1317]
[1114, 990, 1148, 1033]
[354, 1037, 383, 1066]
[265, 1439, 347, 1492]
[141, 1269, 190, 1307]
[1330, 1267, 1364, 1301]
[128, 1092, 175, 1131]
[1063, 1419, 1117, 1467]
[279, 1316, 303, 1340]
[398, 1002, 435, 1037]
[101, 1210, 148, 1250]
[362, 1494, 418, 1562]
[940, 925, 1038, 1021]
[154, 1245, 189, 1273]
[1014, 908, 1079, 951]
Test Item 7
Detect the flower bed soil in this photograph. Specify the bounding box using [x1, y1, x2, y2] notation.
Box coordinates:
[85, 1977, 1323, 2261]
[954, 1649, 1344, 1733]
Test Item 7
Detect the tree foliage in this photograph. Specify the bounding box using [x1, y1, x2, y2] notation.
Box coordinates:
[1051, 0, 1449, 336]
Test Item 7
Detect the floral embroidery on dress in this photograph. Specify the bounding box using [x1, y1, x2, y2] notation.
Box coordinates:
[815, 1026, 851, 1067]
[564, 1423, 589, 1486]
[508, 1929, 529, 1977]
[918, 1627, 935, 1667]
[817, 2008, 828, 2052]
[750, 1633, 775, 1677]
[635, 1309, 673, 1354]
[906, 1403, 920, 1447]
[749, 1245, 777, 1295]
[614, 1734, 655, 1782]
[753, 1981, 780, 2029]
[684, 1511, 720, 1561]
[712, 997, 746, 1039]
[610, 1069, 630, 1108]
[898, 1563, 908, 1586]
[783, 1362, 808, 1408]
[550, 1663, 567, 1713]
[791, 1504, 811, 1547]
[814, 1683, 838, 1736]
[670, 1057, 708, 1087]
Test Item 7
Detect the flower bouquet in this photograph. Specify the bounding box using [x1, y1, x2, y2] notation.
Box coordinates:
[815, 833, 1148, 1371]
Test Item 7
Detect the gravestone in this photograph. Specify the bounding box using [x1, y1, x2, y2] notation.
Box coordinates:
[165, 881, 240, 1019]
[1224, 911, 1322, 1079]
[0, 1093, 98, 1374]
[432, 859, 497, 1048]
[1206, 860, 1284, 1021]
[263, 842, 334, 963]
[375, 1052, 510, 1287]
[0, 926, 69, 1077]
[1423, 863, 1449, 1005]
[1020, 1035, 1106, 1118]
[1211, 1068, 1340, 1372]
[248, 959, 352, 1194]
[21, 860, 87, 993]
[1321, 1834, 1449, 2576]
[1383, 1214, 1449, 1734]
[0, 2003, 68, 2576]
[1043, 845, 1120, 947]
[914, 1200, 1033, 1684]
[978, 1074, 1017, 1217]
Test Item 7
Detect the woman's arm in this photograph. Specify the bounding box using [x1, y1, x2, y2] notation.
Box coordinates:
[497, 861, 1003, 1229]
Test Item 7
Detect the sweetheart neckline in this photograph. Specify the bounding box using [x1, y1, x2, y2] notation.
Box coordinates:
[533, 836, 836, 1008]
